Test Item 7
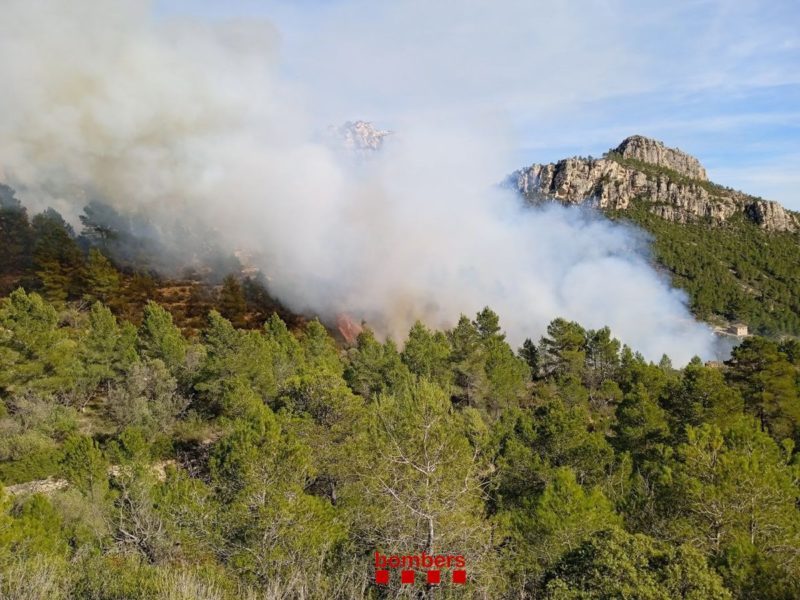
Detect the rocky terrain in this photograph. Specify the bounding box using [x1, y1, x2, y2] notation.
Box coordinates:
[512, 135, 799, 232]
[327, 120, 392, 153]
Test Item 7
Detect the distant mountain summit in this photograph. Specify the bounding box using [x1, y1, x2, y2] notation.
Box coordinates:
[327, 120, 392, 154]
[512, 136, 798, 232]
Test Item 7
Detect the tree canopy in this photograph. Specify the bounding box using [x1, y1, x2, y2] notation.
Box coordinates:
[0, 288, 798, 599]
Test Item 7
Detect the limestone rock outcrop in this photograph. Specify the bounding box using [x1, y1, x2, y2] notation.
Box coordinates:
[615, 135, 707, 181]
[512, 136, 798, 232]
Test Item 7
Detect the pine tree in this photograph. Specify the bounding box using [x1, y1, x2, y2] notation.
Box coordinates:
[401, 320, 452, 389]
[0, 288, 82, 398]
[60, 435, 108, 502]
[217, 275, 246, 327]
[342, 379, 497, 592]
[195, 311, 277, 406]
[499, 467, 622, 589]
[31, 209, 84, 302]
[519, 338, 540, 380]
[613, 382, 670, 462]
[83, 248, 121, 304]
[263, 312, 304, 387]
[663, 359, 743, 433]
[344, 328, 411, 398]
[299, 319, 344, 377]
[657, 418, 800, 589]
[209, 401, 343, 587]
[726, 337, 800, 440]
[80, 302, 138, 395]
[79, 200, 124, 252]
[542, 529, 731, 599]
[539, 318, 587, 380]
[449, 315, 488, 407]
[138, 301, 187, 375]
[0, 184, 33, 277]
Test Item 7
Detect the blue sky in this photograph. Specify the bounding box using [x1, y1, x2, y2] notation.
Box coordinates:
[156, 0, 800, 208]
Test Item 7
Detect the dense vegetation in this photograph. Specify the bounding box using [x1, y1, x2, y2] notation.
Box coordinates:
[1, 285, 799, 598]
[2, 183, 800, 598]
[608, 200, 800, 336]
[0, 184, 296, 333]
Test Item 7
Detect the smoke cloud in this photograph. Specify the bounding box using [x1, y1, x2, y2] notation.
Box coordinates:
[0, 0, 716, 364]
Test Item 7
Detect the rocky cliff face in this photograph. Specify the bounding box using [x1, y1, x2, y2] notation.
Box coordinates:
[512, 136, 798, 232]
[616, 135, 707, 181]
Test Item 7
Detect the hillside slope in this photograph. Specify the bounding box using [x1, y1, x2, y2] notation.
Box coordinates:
[512, 137, 800, 336]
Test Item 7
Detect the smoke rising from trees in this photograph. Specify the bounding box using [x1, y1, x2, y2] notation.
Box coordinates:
[0, 0, 716, 364]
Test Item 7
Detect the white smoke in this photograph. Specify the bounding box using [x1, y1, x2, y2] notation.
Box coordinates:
[0, 0, 716, 364]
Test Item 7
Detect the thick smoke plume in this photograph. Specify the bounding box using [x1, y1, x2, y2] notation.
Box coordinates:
[0, 0, 716, 364]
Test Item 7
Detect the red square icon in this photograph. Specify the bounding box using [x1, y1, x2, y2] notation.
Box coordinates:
[375, 570, 389, 585]
[452, 570, 467, 584]
[401, 570, 415, 584]
[427, 570, 441, 585]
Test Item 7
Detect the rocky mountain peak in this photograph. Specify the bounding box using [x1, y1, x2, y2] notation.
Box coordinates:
[512, 137, 798, 232]
[613, 135, 707, 181]
[328, 120, 392, 153]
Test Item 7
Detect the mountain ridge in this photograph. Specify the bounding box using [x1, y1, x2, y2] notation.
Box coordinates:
[512, 135, 799, 232]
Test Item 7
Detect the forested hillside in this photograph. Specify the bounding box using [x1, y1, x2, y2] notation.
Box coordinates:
[2, 0, 798, 597]
[514, 137, 800, 336]
[1, 284, 800, 597]
[2, 179, 800, 598]
[608, 201, 800, 336]
[0, 185, 297, 334]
